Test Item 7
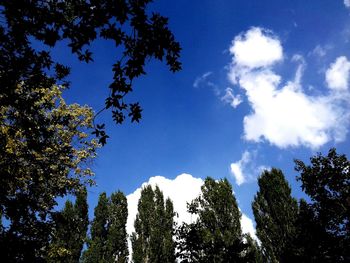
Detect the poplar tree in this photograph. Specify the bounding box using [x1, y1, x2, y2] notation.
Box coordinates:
[177, 177, 245, 263]
[252, 168, 298, 263]
[106, 191, 129, 263]
[83, 191, 129, 263]
[83, 193, 109, 263]
[48, 188, 89, 262]
[131, 185, 175, 263]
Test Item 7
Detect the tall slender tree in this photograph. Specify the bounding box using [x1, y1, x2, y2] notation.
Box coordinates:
[83, 191, 129, 263]
[252, 168, 298, 263]
[177, 177, 245, 263]
[83, 192, 109, 263]
[47, 188, 89, 262]
[105, 191, 129, 263]
[132, 185, 175, 263]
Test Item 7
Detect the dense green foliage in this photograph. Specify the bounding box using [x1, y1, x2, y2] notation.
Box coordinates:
[252, 168, 299, 262]
[0, 85, 98, 262]
[0, 1, 181, 261]
[48, 188, 89, 262]
[295, 148, 350, 262]
[0, 0, 181, 145]
[83, 191, 129, 263]
[131, 185, 175, 263]
[177, 178, 247, 263]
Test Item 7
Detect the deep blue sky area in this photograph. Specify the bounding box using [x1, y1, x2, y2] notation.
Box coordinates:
[55, 0, 350, 224]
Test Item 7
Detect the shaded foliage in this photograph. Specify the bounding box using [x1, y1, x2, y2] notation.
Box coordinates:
[177, 177, 247, 263]
[131, 185, 175, 263]
[0, 85, 98, 262]
[295, 148, 350, 262]
[252, 168, 299, 263]
[47, 188, 89, 262]
[83, 191, 129, 263]
[0, 0, 181, 145]
[83, 193, 109, 263]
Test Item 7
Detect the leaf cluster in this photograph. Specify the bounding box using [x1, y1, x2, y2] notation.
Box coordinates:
[0, 84, 98, 261]
[0, 0, 182, 145]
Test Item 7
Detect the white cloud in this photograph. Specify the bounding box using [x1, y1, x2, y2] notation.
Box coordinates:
[127, 174, 257, 246]
[193, 71, 213, 88]
[228, 27, 350, 149]
[230, 151, 251, 185]
[326, 56, 350, 90]
[126, 174, 203, 236]
[241, 213, 257, 240]
[229, 27, 283, 69]
[230, 150, 268, 185]
[309, 44, 331, 58]
[345, 0, 350, 8]
[221, 87, 243, 108]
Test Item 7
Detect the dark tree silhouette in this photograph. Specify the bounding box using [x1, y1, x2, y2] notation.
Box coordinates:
[47, 188, 89, 262]
[0, 0, 181, 145]
[295, 148, 350, 262]
[0, 85, 98, 262]
[252, 168, 299, 263]
[83, 191, 129, 263]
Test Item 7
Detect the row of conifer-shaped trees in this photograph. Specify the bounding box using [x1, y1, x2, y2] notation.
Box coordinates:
[50, 148, 349, 262]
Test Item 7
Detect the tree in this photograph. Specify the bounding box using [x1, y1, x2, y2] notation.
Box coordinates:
[295, 148, 350, 262]
[0, 84, 98, 262]
[83, 191, 129, 263]
[252, 168, 299, 263]
[47, 188, 89, 262]
[131, 185, 175, 263]
[0, 0, 181, 145]
[83, 192, 109, 263]
[243, 234, 264, 263]
[105, 191, 129, 263]
[177, 177, 245, 263]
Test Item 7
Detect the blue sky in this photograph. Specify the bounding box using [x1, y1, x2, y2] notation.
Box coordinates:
[58, 0, 350, 237]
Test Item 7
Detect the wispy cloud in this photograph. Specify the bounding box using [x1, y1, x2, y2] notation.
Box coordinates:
[309, 44, 332, 58]
[221, 87, 242, 108]
[344, 0, 350, 8]
[227, 27, 350, 149]
[193, 71, 213, 88]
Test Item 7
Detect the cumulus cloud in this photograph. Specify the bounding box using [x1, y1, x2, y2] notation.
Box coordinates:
[241, 213, 257, 240]
[126, 174, 257, 242]
[326, 56, 350, 90]
[126, 174, 203, 236]
[230, 150, 268, 185]
[228, 27, 350, 149]
[229, 27, 283, 69]
[221, 87, 243, 108]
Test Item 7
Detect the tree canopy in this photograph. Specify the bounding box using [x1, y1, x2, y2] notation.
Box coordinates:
[0, 0, 181, 145]
[295, 148, 350, 262]
[131, 185, 175, 263]
[47, 188, 89, 262]
[83, 191, 129, 263]
[252, 168, 299, 263]
[0, 84, 98, 262]
[177, 177, 246, 263]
